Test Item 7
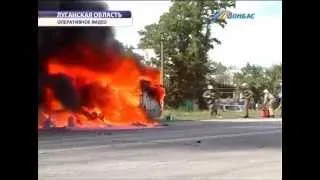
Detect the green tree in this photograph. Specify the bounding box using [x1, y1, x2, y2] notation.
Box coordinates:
[265, 64, 282, 94]
[209, 62, 234, 85]
[233, 63, 282, 103]
[139, 0, 235, 108]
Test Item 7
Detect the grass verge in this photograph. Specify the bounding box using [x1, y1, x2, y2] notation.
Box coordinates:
[160, 109, 281, 121]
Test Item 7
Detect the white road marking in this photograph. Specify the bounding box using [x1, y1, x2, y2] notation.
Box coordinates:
[153, 130, 281, 143]
[39, 130, 281, 153]
[232, 126, 280, 129]
[38, 125, 280, 144]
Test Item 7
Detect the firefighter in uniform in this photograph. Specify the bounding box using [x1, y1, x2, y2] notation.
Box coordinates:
[203, 85, 221, 117]
[240, 83, 253, 118]
[276, 81, 282, 117]
[278, 82, 282, 117]
[263, 89, 276, 118]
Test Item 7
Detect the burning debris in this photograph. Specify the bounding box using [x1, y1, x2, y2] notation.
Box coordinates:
[38, 1, 165, 129]
[43, 116, 55, 129]
[67, 116, 76, 128]
[38, 45, 165, 129]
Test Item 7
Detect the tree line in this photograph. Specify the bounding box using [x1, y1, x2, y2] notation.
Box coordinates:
[127, 0, 281, 109]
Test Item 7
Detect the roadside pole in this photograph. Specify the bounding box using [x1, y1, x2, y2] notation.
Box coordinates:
[160, 33, 164, 85]
[160, 33, 165, 113]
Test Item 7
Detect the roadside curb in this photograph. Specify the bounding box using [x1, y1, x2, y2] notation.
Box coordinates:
[200, 118, 282, 122]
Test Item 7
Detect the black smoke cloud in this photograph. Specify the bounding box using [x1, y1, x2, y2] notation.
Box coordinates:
[38, 0, 118, 111]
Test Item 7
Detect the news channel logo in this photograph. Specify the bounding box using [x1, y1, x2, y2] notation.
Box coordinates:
[211, 9, 255, 22]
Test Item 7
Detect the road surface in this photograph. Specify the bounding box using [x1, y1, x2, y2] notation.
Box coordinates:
[39, 119, 282, 180]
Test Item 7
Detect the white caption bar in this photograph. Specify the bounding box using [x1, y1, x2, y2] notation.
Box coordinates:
[38, 18, 133, 27]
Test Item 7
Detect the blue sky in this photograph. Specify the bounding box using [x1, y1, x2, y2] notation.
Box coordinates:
[255, 1, 282, 16]
[107, 1, 282, 68]
[209, 1, 282, 67]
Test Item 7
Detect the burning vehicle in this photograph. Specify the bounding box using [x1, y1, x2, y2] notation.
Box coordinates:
[38, 0, 165, 129]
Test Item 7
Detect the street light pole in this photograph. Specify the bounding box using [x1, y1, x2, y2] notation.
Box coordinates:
[160, 33, 164, 86]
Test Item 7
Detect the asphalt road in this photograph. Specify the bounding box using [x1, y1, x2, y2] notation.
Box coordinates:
[38, 119, 282, 180]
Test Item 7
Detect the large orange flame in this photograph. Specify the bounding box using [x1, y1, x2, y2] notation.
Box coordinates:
[38, 44, 165, 129]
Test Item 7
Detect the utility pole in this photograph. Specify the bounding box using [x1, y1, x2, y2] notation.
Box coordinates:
[160, 33, 164, 86]
[160, 32, 166, 113]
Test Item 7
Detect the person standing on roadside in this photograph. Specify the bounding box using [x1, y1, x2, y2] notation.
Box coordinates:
[275, 81, 282, 117]
[240, 83, 253, 118]
[263, 89, 276, 118]
[203, 85, 221, 117]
